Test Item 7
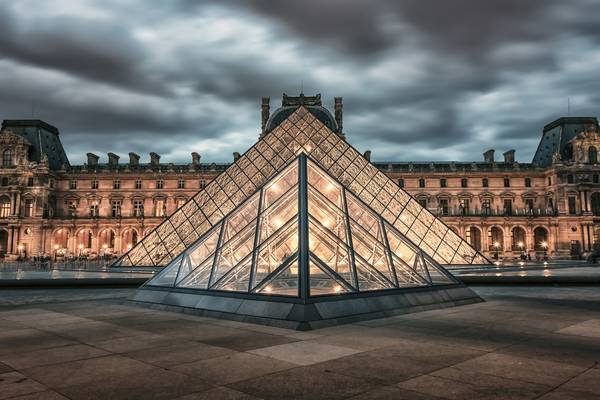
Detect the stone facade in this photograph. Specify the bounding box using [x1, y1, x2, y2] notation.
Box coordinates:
[1, 103, 600, 262]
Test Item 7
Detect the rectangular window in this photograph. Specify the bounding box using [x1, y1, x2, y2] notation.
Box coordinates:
[133, 200, 144, 217]
[398, 178, 404, 188]
[525, 198, 534, 213]
[91, 179, 98, 190]
[155, 199, 165, 217]
[440, 178, 447, 188]
[482, 178, 488, 187]
[419, 178, 425, 188]
[135, 179, 142, 189]
[49, 179, 54, 189]
[482, 199, 491, 215]
[568, 196, 577, 215]
[503, 177, 510, 187]
[461, 178, 468, 188]
[24, 199, 33, 217]
[27, 177, 34, 187]
[113, 179, 120, 190]
[199, 179, 207, 189]
[111, 200, 121, 218]
[156, 179, 164, 189]
[178, 179, 185, 189]
[548, 177, 552, 185]
[0, 199, 10, 218]
[503, 199, 512, 215]
[417, 198, 427, 209]
[525, 177, 531, 187]
[594, 174, 599, 184]
[89, 201, 99, 218]
[439, 199, 449, 216]
[459, 198, 469, 215]
[69, 180, 77, 190]
[67, 200, 77, 217]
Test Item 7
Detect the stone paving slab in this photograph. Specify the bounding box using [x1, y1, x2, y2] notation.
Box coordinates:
[0, 285, 598, 399]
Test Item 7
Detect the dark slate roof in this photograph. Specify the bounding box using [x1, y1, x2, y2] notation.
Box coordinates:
[1, 119, 70, 170]
[372, 162, 540, 173]
[532, 117, 599, 167]
[68, 163, 230, 174]
[265, 106, 338, 133]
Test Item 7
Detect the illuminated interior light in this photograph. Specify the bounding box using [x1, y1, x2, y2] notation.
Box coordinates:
[264, 286, 272, 293]
[333, 285, 342, 293]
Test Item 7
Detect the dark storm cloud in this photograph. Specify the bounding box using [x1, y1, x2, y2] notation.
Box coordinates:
[0, 0, 599, 164]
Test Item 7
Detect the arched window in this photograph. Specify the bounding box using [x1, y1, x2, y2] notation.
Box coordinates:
[418, 178, 425, 188]
[467, 227, 481, 251]
[488, 227, 503, 251]
[534, 227, 549, 251]
[0, 196, 11, 218]
[2, 150, 12, 167]
[511, 227, 526, 251]
[589, 146, 598, 164]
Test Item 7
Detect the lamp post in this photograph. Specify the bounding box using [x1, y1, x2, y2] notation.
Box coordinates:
[17, 244, 24, 261]
[493, 241, 500, 260]
[53, 244, 59, 262]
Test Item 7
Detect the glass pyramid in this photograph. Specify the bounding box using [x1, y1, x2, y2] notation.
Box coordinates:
[114, 106, 488, 269]
[143, 155, 460, 297]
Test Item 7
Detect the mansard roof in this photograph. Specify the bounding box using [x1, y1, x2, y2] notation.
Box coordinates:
[1, 119, 70, 170]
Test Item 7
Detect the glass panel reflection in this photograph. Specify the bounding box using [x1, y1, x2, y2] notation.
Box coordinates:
[307, 160, 343, 208]
[253, 218, 298, 290]
[309, 257, 349, 296]
[308, 218, 354, 289]
[211, 221, 256, 286]
[256, 257, 299, 296]
[263, 161, 298, 209]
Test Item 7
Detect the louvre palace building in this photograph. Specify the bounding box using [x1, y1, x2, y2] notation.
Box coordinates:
[1, 93, 599, 262]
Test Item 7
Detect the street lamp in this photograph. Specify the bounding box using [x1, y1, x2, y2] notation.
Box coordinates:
[78, 243, 84, 258]
[541, 241, 548, 261]
[17, 244, 24, 260]
[53, 244, 59, 261]
[518, 241, 525, 261]
[493, 241, 500, 260]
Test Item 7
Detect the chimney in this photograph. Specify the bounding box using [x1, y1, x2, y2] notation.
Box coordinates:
[503, 149, 515, 163]
[191, 152, 200, 165]
[128, 152, 140, 166]
[150, 152, 160, 166]
[261, 97, 270, 135]
[363, 150, 371, 162]
[483, 149, 495, 163]
[334, 97, 343, 134]
[107, 152, 119, 166]
[233, 152, 241, 162]
[86, 153, 99, 166]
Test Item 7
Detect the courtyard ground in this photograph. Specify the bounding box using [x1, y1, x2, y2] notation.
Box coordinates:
[0, 285, 599, 400]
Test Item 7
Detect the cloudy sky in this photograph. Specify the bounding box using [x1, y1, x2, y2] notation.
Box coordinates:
[1, 0, 600, 165]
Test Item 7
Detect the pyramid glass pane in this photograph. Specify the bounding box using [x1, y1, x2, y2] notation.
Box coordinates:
[308, 218, 355, 289]
[263, 161, 298, 208]
[353, 255, 395, 291]
[390, 253, 429, 287]
[177, 255, 215, 289]
[349, 219, 395, 284]
[211, 220, 256, 286]
[175, 256, 194, 284]
[385, 224, 418, 268]
[259, 187, 299, 243]
[253, 218, 298, 290]
[424, 258, 456, 284]
[211, 254, 253, 292]
[307, 186, 347, 243]
[307, 160, 343, 208]
[187, 224, 221, 269]
[148, 256, 182, 287]
[255, 257, 299, 296]
[309, 257, 350, 296]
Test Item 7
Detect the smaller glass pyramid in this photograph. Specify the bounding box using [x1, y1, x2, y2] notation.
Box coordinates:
[144, 154, 458, 297]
